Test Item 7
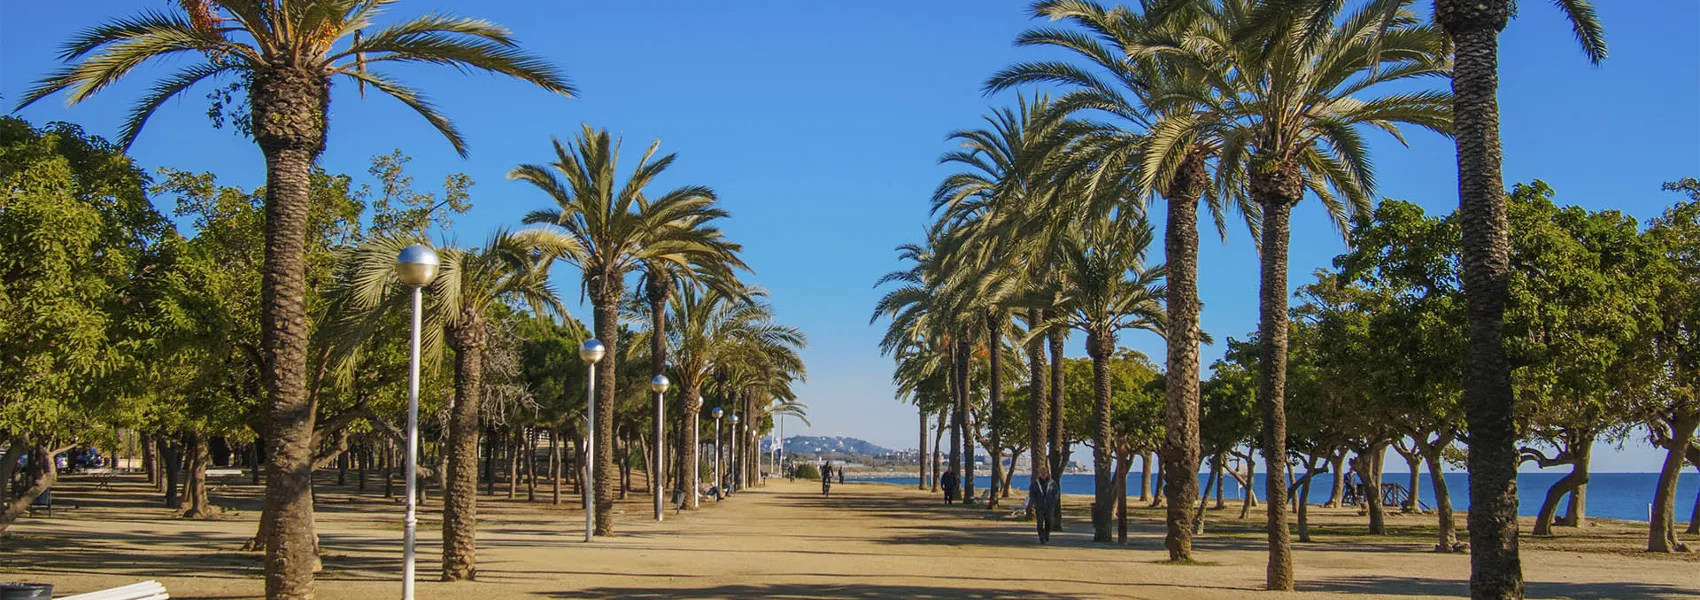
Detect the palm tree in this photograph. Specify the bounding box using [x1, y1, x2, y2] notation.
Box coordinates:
[987, 0, 1245, 559]
[19, 4, 571, 595]
[1033, 217, 1166, 543]
[513, 126, 737, 535]
[932, 96, 1082, 511]
[1427, 2, 1603, 595]
[1160, 0, 1451, 589]
[660, 285, 801, 508]
[341, 231, 570, 581]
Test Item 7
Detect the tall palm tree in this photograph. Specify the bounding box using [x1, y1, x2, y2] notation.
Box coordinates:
[932, 96, 1080, 510]
[1033, 217, 1166, 543]
[1426, 1, 1603, 595]
[987, 0, 1244, 559]
[341, 231, 570, 581]
[513, 126, 737, 535]
[660, 285, 801, 508]
[1162, 0, 1451, 589]
[19, 3, 571, 595]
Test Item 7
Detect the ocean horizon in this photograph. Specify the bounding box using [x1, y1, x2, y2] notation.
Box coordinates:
[858, 471, 1697, 523]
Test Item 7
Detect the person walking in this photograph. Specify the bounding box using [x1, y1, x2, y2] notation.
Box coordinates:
[941, 468, 959, 504]
[837, 466, 845, 485]
[1030, 465, 1060, 544]
[821, 461, 834, 496]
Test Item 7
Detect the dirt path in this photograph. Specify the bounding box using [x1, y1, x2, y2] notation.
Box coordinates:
[3, 475, 1696, 598]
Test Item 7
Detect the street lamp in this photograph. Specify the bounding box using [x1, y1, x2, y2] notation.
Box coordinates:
[730, 413, 741, 495]
[712, 407, 724, 501]
[649, 374, 669, 521]
[578, 339, 605, 542]
[395, 244, 437, 600]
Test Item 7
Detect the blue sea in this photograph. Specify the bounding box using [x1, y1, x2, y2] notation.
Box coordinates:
[860, 472, 1698, 523]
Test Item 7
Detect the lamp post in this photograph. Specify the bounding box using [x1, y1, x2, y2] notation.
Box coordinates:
[395, 244, 437, 600]
[578, 339, 606, 542]
[712, 407, 723, 500]
[649, 374, 669, 521]
[730, 413, 741, 495]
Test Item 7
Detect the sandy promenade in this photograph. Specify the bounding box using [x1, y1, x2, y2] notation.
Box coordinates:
[3, 473, 1697, 599]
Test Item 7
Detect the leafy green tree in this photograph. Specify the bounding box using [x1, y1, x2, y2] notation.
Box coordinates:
[1501, 183, 1654, 535]
[514, 126, 737, 532]
[20, 4, 571, 593]
[1641, 179, 1700, 553]
[0, 118, 167, 531]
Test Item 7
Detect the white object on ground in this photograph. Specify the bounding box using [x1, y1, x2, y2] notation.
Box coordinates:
[60, 580, 168, 600]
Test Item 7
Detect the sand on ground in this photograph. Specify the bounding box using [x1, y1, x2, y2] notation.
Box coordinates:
[3, 472, 1697, 599]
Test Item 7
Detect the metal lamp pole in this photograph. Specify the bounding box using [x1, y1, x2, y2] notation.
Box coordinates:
[712, 407, 723, 500]
[730, 413, 741, 495]
[579, 339, 606, 542]
[649, 374, 670, 521]
[395, 244, 438, 600]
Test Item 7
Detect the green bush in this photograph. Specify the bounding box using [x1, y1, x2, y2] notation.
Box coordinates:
[792, 463, 821, 480]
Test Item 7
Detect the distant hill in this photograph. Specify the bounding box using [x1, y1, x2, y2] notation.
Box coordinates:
[768, 436, 894, 457]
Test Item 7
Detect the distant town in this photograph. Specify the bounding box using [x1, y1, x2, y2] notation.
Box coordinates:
[772, 436, 1087, 474]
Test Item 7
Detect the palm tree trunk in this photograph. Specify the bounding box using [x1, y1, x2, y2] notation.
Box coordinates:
[442, 318, 486, 581]
[552, 428, 563, 505]
[1251, 171, 1298, 591]
[931, 414, 945, 493]
[1047, 329, 1065, 530]
[1028, 309, 1050, 512]
[957, 338, 976, 503]
[948, 347, 963, 503]
[648, 277, 669, 507]
[918, 408, 928, 490]
[1161, 150, 1208, 562]
[681, 390, 703, 509]
[251, 65, 329, 600]
[1436, 1, 1521, 596]
[592, 281, 622, 535]
[1089, 331, 1114, 543]
[987, 312, 1005, 510]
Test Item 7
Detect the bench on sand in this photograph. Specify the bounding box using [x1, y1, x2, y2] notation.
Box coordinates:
[61, 580, 169, 600]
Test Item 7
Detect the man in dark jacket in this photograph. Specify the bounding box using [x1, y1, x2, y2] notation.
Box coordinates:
[1030, 465, 1060, 544]
[941, 468, 959, 504]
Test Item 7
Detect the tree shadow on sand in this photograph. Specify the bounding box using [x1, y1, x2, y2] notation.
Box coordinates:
[1299, 575, 1699, 599]
[541, 583, 1093, 599]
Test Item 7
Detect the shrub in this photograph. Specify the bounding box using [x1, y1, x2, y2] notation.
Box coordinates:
[793, 463, 821, 480]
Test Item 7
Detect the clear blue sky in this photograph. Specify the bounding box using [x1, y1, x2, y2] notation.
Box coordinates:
[3, 1, 1695, 472]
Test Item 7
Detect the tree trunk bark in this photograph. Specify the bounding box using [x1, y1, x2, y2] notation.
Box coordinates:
[931, 414, 945, 493]
[1327, 449, 1345, 508]
[1562, 441, 1591, 528]
[528, 429, 540, 502]
[1425, 447, 1460, 552]
[1047, 330, 1065, 529]
[958, 338, 976, 504]
[681, 391, 702, 510]
[1251, 179, 1297, 591]
[1436, 1, 1522, 596]
[1648, 414, 1699, 552]
[441, 318, 486, 581]
[1533, 467, 1582, 536]
[507, 431, 519, 499]
[591, 283, 621, 535]
[1116, 453, 1132, 544]
[1160, 150, 1207, 562]
[1090, 331, 1115, 543]
[484, 425, 497, 496]
[1028, 308, 1050, 516]
[987, 312, 1005, 510]
[183, 432, 214, 519]
[919, 408, 929, 490]
[0, 441, 67, 534]
[552, 427, 563, 505]
[162, 437, 184, 509]
[1361, 444, 1389, 535]
[251, 63, 330, 600]
[1138, 453, 1151, 502]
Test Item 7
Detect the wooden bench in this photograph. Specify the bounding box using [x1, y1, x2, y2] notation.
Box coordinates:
[61, 580, 169, 600]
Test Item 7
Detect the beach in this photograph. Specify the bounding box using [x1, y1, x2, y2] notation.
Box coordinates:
[4, 472, 1696, 599]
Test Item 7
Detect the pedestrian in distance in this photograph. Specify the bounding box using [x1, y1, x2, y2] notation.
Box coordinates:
[1030, 465, 1060, 544]
[941, 468, 959, 504]
[822, 461, 834, 496]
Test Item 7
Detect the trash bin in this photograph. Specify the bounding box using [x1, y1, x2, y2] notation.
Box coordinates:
[0, 583, 53, 600]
